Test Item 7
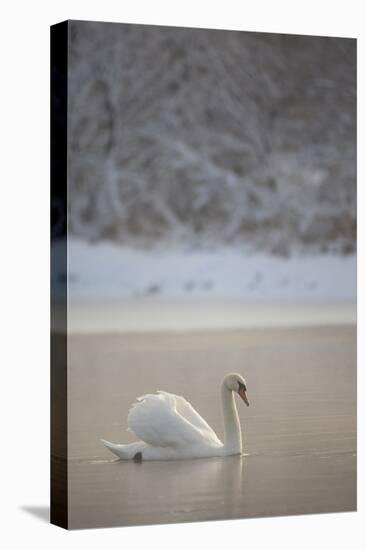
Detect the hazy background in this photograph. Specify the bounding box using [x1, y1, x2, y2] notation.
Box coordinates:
[63, 21, 356, 309]
[62, 24, 356, 527]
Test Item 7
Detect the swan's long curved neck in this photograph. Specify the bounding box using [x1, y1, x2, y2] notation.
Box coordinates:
[221, 382, 242, 454]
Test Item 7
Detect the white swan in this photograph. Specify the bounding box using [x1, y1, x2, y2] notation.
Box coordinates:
[101, 373, 249, 461]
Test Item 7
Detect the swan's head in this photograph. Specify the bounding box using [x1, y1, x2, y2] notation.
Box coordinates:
[224, 373, 249, 406]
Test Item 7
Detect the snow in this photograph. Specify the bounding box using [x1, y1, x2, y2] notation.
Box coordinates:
[62, 238, 356, 304]
[65, 302, 355, 334]
[55, 24, 356, 333]
[65, 24, 356, 255]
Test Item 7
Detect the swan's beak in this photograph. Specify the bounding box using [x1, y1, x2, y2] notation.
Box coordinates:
[239, 387, 249, 406]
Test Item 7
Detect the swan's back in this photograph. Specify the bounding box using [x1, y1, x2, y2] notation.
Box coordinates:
[127, 391, 222, 451]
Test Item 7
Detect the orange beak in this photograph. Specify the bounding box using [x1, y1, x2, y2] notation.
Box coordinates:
[239, 387, 249, 406]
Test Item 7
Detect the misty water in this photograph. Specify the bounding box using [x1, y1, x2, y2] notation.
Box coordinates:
[66, 326, 356, 528]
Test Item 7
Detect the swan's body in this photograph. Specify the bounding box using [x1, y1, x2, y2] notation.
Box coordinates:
[101, 373, 249, 461]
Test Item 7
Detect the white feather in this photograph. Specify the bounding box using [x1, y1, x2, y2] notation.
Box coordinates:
[128, 391, 222, 449]
[101, 373, 249, 460]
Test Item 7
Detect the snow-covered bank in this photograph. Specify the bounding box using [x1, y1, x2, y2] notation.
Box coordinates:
[64, 302, 355, 334]
[64, 239, 356, 304]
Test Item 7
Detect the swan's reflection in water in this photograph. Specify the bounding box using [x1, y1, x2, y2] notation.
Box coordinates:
[123, 455, 245, 519]
[68, 445, 356, 529]
[68, 454, 247, 528]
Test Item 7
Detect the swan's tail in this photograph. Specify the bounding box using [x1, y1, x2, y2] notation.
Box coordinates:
[100, 438, 120, 453]
[100, 439, 145, 460]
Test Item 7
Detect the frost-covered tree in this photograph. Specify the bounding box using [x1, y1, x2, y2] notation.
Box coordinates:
[68, 22, 356, 255]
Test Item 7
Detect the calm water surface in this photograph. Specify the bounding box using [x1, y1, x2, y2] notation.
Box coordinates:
[67, 326, 356, 529]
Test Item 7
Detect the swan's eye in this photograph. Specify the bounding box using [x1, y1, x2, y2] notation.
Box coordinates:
[238, 381, 247, 392]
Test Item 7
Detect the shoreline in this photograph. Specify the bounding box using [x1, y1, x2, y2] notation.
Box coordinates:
[60, 301, 356, 334]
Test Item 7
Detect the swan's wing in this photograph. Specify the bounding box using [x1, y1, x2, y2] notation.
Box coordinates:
[127, 392, 220, 449]
[158, 391, 222, 446]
